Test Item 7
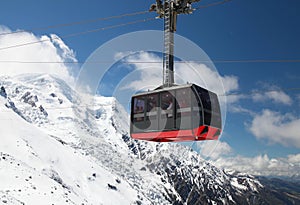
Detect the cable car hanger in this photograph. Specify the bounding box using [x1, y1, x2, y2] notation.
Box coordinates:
[130, 0, 222, 142]
[150, 0, 201, 87]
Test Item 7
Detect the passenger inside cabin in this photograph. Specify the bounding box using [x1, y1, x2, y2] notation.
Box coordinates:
[147, 96, 157, 112]
[134, 99, 144, 113]
[166, 98, 173, 118]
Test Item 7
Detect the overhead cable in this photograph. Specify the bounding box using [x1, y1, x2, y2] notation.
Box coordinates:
[0, 18, 156, 51]
[0, 10, 150, 36]
[195, 0, 232, 10]
[0, 59, 300, 64]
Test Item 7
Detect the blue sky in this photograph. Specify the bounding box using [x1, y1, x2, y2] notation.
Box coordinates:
[0, 0, 300, 176]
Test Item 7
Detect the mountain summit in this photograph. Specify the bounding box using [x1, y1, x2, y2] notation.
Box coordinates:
[0, 74, 298, 204]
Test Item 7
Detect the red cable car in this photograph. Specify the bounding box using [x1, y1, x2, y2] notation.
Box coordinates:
[130, 0, 222, 142]
[130, 84, 222, 142]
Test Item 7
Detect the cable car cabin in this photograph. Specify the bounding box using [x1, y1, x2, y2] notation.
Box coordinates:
[130, 84, 222, 142]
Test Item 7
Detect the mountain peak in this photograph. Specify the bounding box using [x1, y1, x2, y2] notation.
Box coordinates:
[0, 75, 298, 204]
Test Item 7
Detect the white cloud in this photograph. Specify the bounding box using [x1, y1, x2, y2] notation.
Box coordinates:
[198, 140, 232, 160]
[250, 83, 292, 105]
[198, 140, 300, 177]
[225, 93, 245, 105]
[0, 26, 77, 85]
[214, 153, 300, 177]
[175, 62, 238, 95]
[248, 109, 300, 148]
[121, 52, 163, 91]
[227, 104, 255, 116]
[114, 51, 136, 61]
[287, 153, 300, 164]
[252, 90, 292, 105]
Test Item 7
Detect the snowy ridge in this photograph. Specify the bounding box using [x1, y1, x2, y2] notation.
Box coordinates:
[0, 97, 139, 204]
[0, 75, 144, 204]
[0, 74, 287, 205]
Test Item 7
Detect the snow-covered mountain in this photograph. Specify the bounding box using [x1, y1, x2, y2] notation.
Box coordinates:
[0, 74, 298, 205]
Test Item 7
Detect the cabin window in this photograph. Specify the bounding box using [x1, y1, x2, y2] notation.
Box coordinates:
[176, 88, 192, 130]
[210, 93, 221, 114]
[195, 86, 222, 128]
[197, 88, 211, 111]
[146, 94, 158, 112]
[133, 97, 145, 122]
[195, 87, 212, 126]
[191, 88, 202, 128]
[209, 93, 222, 129]
[160, 91, 175, 130]
[145, 94, 159, 131]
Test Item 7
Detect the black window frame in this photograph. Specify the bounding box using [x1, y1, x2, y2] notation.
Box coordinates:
[194, 85, 221, 129]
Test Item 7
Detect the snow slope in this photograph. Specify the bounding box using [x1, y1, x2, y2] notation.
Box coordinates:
[1, 74, 287, 205]
[0, 74, 145, 204]
[0, 94, 141, 205]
